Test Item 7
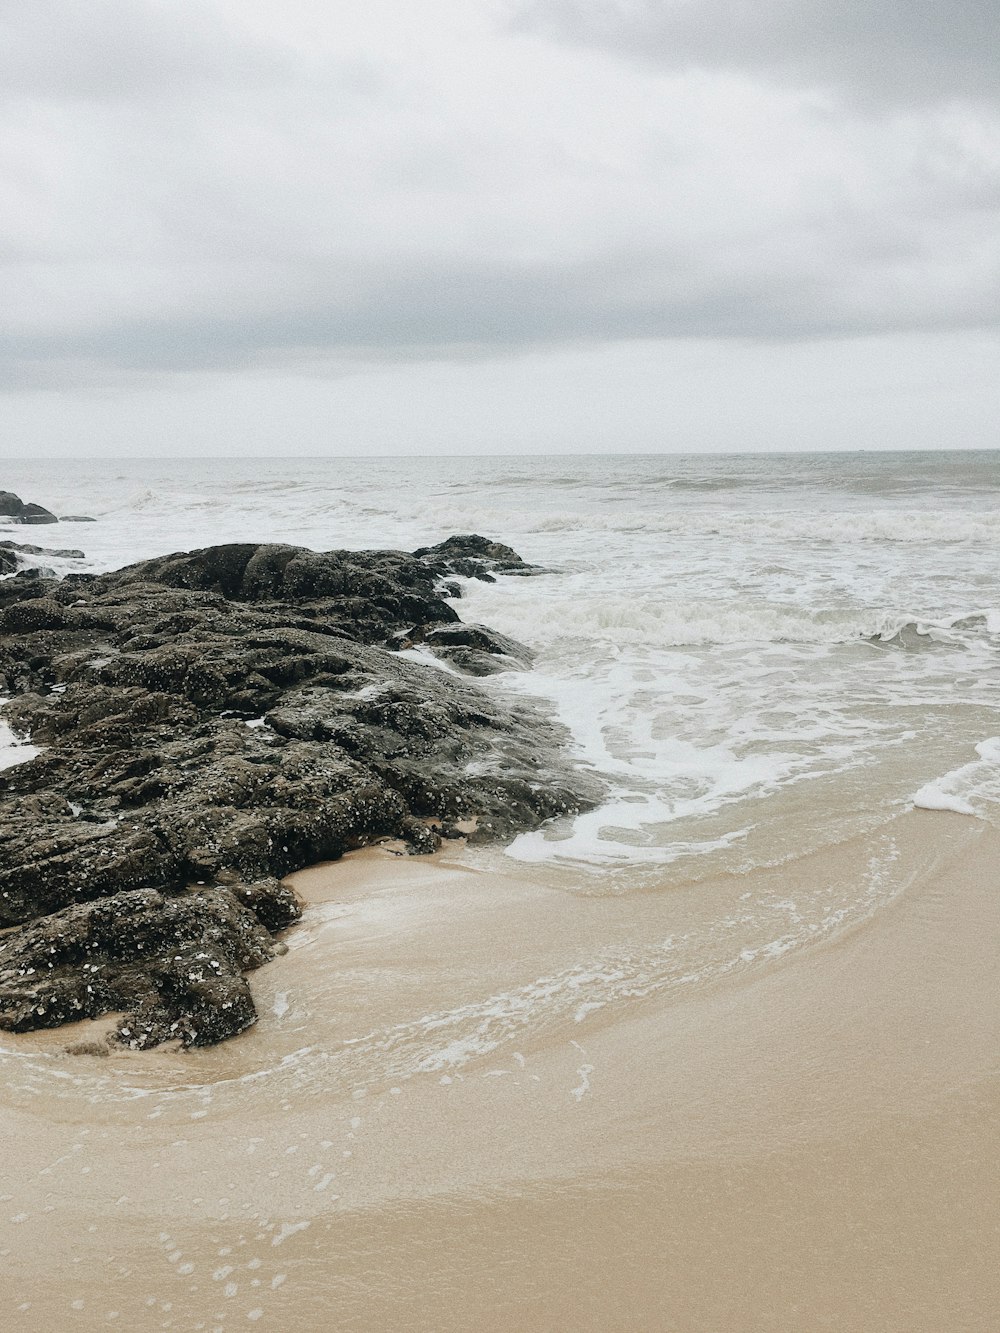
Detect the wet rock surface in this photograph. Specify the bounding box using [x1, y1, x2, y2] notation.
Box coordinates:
[0, 536, 597, 1048]
[0, 882, 291, 1048]
[0, 491, 59, 525]
[0, 539, 86, 579]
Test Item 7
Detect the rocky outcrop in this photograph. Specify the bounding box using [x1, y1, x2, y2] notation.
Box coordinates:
[413, 533, 540, 581]
[1, 490, 94, 525]
[404, 621, 535, 676]
[0, 880, 299, 1048]
[0, 492, 59, 525]
[0, 537, 597, 1050]
[0, 540, 86, 579]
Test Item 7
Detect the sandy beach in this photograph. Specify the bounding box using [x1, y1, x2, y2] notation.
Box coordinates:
[2, 807, 998, 1331]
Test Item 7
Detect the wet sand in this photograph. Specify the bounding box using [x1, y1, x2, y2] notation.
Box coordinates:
[2, 812, 999, 1331]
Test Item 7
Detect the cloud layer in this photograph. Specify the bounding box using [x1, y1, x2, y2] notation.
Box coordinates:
[510, 0, 1000, 107]
[0, 0, 997, 415]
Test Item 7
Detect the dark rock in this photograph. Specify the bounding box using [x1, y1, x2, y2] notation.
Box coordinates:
[0, 885, 288, 1048]
[1, 493, 71, 527]
[0, 595, 75, 632]
[0, 539, 87, 582]
[0, 535, 600, 1049]
[230, 877, 303, 933]
[397, 816, 441, 855]
[60, 516, 97, 523]
[408, 622, 534, 676]
[112, 542, 462, 644]
[19, 503, 59, 525]
[0, 540, 85, 559]
[0, 817, 182, 927]
[414, 533, 532, 576]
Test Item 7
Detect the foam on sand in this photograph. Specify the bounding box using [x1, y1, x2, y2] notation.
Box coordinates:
[912, 737, 1000, 819]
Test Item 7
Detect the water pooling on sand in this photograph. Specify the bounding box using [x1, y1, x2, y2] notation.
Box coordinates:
[2, 452, 999, 1329]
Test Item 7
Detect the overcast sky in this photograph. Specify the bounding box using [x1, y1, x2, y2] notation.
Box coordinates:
[2, 0, 998, 456]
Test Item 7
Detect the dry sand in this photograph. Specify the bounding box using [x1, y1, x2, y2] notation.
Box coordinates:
[1, 811, 998, 1331]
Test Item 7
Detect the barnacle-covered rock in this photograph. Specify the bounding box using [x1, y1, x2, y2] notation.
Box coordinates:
[0, 536, 600, 1047]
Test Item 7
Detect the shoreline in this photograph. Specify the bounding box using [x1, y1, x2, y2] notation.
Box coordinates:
[0, 534, 600, 1049]
[2, 808, 999, 1329]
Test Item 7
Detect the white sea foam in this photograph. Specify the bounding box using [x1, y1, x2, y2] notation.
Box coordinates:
[390, 646, 462, 674]
[912, 738, 1000, 820]
[0, 701, 39, 772]
[911, 785, 977, 816]
[458, 581, 1000, 652]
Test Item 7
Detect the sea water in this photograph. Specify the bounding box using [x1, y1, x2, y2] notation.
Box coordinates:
[4, 450, 998, 873]
[2, 451, 999, 1078]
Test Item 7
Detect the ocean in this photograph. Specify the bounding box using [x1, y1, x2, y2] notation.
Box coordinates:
[2, 449, 999, 1329]
[6, 450, 999, 866]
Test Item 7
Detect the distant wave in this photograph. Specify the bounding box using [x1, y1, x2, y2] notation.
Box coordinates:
[535, 510, 999, 543]
[471, 594, 1000, 650]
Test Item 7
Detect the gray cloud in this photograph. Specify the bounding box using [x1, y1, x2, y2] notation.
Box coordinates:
[0, 0, 295, 102]
[4, 231, 997, 391]
[509, 0, 1000, 107]
[0, 0, 997, 398]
